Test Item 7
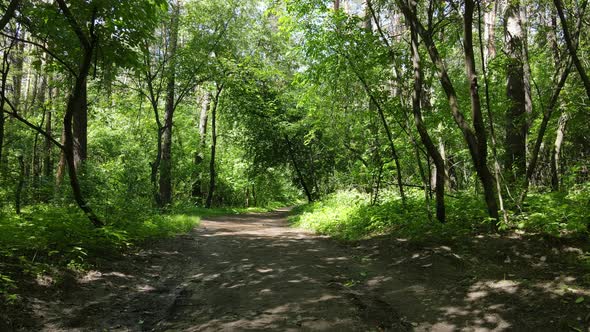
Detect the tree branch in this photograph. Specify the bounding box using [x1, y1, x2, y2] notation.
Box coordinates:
[2, 96, 64, 150]
[0, 31, 77, 77]
[0, 0, 19, 32]
[55, 0, 91, 50]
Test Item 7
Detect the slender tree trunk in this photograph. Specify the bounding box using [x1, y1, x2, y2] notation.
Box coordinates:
[33, 73, 48, 186]
[192, 92, 210, 201]
[158, 1, 181, 207]
[0, 47, 8, 171]
[15, 154, 24, 214]
[11, 28, 23, 110]
[56, 128, 66, 186]
[518, 0, 585, 204]
[285, 135, 313, 203]
[551, 112, 568, 191]
[63, 47, 103, 227]
[359, 78, 405, 203]
[408, 5, 445, 222]
[554, 0, 590, 100]
[205, 85, 223, 208]
[44, 79, 53, 178]
[464, 0, 499, 221]
[73, 82, 87, 170]
[519, 61, 572, 203]
[398, 0, 498, 220]
[477, 0, 508, 223]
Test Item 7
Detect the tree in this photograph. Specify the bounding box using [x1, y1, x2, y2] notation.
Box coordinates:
[397, 0, 499, 220]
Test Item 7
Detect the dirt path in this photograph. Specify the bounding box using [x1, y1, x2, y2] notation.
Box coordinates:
[17, 209, 590, 331]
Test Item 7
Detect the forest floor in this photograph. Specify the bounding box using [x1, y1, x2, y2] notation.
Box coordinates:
[5, 208, 590, 331]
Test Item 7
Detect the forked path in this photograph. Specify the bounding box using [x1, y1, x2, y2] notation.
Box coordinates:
[31, 209, 588, 331]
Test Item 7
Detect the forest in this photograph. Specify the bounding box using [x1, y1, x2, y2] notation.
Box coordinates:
[1, 0, 590, 330]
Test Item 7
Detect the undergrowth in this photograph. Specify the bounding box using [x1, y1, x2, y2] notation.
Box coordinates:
[0, 204, 261, 305]
[290, 185, 590, 242]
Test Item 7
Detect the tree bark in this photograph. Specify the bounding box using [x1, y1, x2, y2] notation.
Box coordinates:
[504, 0, 527, 182]
[73, 82, 87, 170]
[408, 3, 445, 222]
[62, 47, 102, 227]
[0, 45, 9, 171]
[192, 92, 210, 201]
[551, 112, 568, 191]
[15, 154, 24, 214]
[554, 0, 590, 100]
[55, 0, 102, 227]
[484, 0, 498, 60]
[464, 0, 499, 222]
[158, 1, 181, 207]
[397, 0, 498, 220]
[477, 0, 508, 223]
[44, 78, 53, 178]
[205, 85, 223, 208]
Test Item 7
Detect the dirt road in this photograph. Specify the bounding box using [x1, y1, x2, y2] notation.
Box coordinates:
[22, 208, 590, 331]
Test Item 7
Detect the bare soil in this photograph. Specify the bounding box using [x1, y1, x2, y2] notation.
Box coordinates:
[5, 208, 590, 331]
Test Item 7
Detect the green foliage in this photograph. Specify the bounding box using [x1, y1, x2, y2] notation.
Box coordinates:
[291, 188, 590, 242]
[503, 184, 590, 235]
[0, 204, 201, 302]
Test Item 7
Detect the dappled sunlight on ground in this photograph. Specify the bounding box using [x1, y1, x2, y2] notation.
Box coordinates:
[12, 208, 590, 331]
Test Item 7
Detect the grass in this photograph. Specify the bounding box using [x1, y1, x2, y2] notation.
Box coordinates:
[0, 203, 272, 304]
[290, 186, 590, 242]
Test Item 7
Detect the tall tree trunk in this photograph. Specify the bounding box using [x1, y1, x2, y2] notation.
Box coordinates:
[334, 0, 340, 11]
[63, 48, 103, 227]
[464, 0, 499, 221]
[44, 78, 53, 178]
[408, 4, 445, 222]
[192, 92, 210, 201]
[205, 85, 223, 208]
[397, 0, 498, 220]
[554, 0, 590, 100]
[55, 0, 102, 226]
[0, 46, 8, 172]
[484, 0, 498, 60]
[504, 0, 527, 182]
[551, 112, 568, 191]
[477, 0, 508, 223]
[11, 28, 23, 110]
[158, 1, 181, 207]
[520, 3, 533, 166]
[33, 73, 48, 185]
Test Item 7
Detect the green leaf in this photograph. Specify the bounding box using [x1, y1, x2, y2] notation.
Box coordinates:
[575, 296, 584, 304]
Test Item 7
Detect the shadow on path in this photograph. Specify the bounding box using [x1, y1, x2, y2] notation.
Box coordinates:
[16, 208, 590, 331]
